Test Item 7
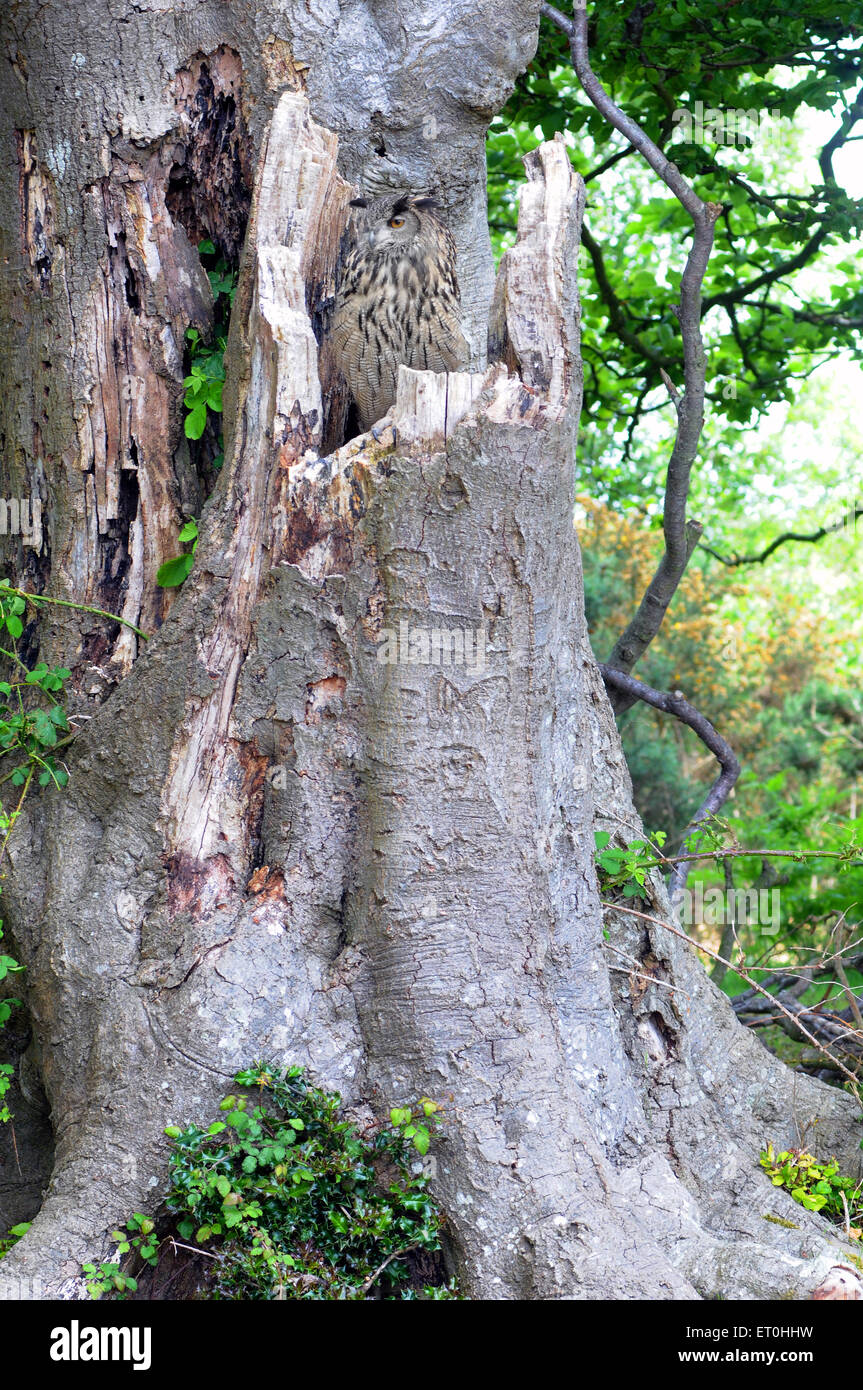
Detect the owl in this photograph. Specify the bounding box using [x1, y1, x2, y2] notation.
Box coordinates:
[329, 192, 469, 433]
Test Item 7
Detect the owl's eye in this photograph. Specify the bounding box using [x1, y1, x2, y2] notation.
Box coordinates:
[388, 216, 405, 228]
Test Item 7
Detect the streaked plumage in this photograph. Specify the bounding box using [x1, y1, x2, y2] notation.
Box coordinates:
[329, 192, 469, 432]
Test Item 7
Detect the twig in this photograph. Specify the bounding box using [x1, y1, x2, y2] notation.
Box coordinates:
[833, 935, 863, 1032]
[360, 1242, 419, 1297]
[712, 857, 739, 988]
[9, 1121, 21, 1177]
[167, 1237, 218, 1260]
[841, 1189, 851, 1241]
[601, 898, 862, 1088]
[0, 769, 34, 869]
[700, 505, 863, 567]
[598, 665, 740, 905]
[604, 940, 681, 994]
[654, 848, 863, 868]
[23, 591, 149, 641]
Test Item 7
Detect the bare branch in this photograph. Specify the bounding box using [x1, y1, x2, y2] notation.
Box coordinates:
[598, 665, 740, 907]
[541, 3, 720, 709]
[701, 505, 863, 566]
[819, 84, 863, 183]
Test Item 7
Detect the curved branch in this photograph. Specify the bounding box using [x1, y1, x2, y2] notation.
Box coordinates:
[542, 3, 721, 711]
[703, 226, 830, 314]
[703, 87, 863, 316]
[701, 505, 863, 567]
[598, 665, 741, 907]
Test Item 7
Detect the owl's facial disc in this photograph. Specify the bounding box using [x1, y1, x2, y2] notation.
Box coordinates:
[366, 204, 420, 252]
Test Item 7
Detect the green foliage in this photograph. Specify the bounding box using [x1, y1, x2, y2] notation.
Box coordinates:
[183, 330, 226, 441]
[721, 773, 863, 947]
[389, 1097, 442, 1157]
[594, 830, 667, 899]
[159, 1062, 458, 1299]
[0, 1222, 31, 1259]
[183, 239, 236, 459]
[0, 1062, 15, 1125]
[0, 582, 71, 791]
[81, 1260, 139, 1300]
[578, 499, 863, 1011]
[80, 1215, 159, 1299]
[112, 1212, 160, 1266]
[760, 1143, 863, 1225]
[488, 2, 863, 512]
[156, 518, 199, 589]
[158, 238, 237, 589]
[0, 582, 142, 1126]
[0, 581, 76, 1124]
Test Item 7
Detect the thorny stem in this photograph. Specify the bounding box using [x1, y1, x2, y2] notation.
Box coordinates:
[13, 588, 149, 641]
[658, 847, 863, 868]
[0, 768, 34, 870]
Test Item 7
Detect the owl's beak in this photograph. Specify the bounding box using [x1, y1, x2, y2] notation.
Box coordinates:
[366, 227, 380, 251]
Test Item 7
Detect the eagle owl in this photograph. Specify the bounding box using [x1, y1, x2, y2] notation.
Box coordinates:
[329, 192, 469, 433]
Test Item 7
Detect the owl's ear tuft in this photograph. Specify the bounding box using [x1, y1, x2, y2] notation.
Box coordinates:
[390, 193, 413, 216]
[349, 197, 369, 209]
[413, 197, 440, 211]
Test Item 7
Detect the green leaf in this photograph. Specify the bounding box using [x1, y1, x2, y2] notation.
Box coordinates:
[31, 709, 57, 747]
[156, 554, 195, 588]
[184, 402, 208, 440]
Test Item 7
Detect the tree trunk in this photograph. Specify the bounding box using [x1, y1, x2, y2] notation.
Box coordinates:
[0, 0, 860, 1301]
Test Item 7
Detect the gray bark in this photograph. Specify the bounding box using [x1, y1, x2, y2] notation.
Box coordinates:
[0, 0, 860, 1301]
